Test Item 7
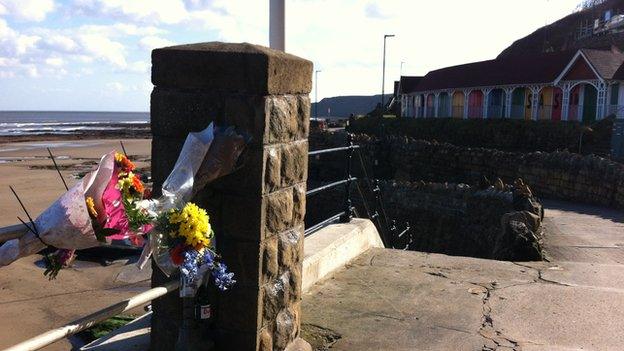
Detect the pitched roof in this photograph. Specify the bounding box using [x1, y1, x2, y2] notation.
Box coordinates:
[413, 50, 577, 92]
[399, 76, 423, 94]
[581, 48, 624, 79]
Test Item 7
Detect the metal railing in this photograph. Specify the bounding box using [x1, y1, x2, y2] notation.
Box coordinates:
[304, 136, 413, 250]
[304, 135, 359, 236]
[1, 134, 415, 350]
[3, 280, 179, 351]
[0, 224, 27, 243]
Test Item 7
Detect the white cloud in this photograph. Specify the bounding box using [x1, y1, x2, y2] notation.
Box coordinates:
[0, 0, 55, 22]
[106, 81, 126, 92]
[365, 3, 392, 19]
[78, 23, 167, 37]
[68, 0, 253, 43]
[124, 60, 149, 73]
[0, 57, 17, 67]
[105, 80, 151, 93]
[183, 0, 223, 11]
[76, 33, 127, 67]
[0, 70, 15, 78]
[72, 0, 188, 24]
[0, 18, 41, 57]
[25, 65, 39, 77]
[45, 57, 63, 66]
[0, 0, 586, 110]
[0, 18, 146, 79]
[39, 35, 78, 53]
[138, 35, 175, 50]
[284, 0, 582, 100]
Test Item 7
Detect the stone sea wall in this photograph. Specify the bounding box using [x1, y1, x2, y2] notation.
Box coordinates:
[304, 176, 544, 261]
[379, 180, 544, 261]
[309, 131, 624, 210]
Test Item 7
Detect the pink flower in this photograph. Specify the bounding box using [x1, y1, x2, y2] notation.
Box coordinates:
[102, 167, 131, 240]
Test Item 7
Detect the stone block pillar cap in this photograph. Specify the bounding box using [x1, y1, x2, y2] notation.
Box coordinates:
[152, 42, 313, 95]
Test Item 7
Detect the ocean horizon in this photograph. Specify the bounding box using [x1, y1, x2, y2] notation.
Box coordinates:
[0, 111, 150, 136]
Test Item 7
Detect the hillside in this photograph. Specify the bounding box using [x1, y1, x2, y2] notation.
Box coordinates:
[498, 0, 624, 58]
[310, 94, 391, 119]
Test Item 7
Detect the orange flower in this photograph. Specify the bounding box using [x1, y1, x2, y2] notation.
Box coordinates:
[132, 174, 144, 194]
[114, 152, 136, 172]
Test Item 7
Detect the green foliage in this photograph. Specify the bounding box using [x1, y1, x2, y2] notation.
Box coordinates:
[123, 197, 152, 232]
[43, 253, 62, 280]
[79, 315, 137, 342]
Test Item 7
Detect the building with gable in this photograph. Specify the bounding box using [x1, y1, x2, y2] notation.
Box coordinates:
[400, 47, 624, 121]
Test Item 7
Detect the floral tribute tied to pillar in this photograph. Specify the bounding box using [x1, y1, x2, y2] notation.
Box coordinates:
[0, 123, 246, 296]
[153, 202, 235, 295]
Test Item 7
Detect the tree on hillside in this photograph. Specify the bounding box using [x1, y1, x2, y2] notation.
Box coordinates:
[576, 0, 607, 11]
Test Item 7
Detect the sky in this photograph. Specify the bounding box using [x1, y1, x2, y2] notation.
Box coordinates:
[0, 0, 582, 111]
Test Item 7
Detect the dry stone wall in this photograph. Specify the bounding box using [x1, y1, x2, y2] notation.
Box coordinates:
[379, 181, 544, 261]
[377, 136, 624, 210]
[309, 131, 624, 210]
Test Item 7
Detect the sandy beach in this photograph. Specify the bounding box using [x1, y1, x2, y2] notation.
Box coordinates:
[0, 138, 152, 350]
[0, 138, 151, 227]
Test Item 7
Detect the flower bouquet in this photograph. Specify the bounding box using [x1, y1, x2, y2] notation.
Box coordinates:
[0, 123, 246, 294]
[138, 123, 245, 295]
[0, 151, 152, 277]
[154, 202, 235, 295]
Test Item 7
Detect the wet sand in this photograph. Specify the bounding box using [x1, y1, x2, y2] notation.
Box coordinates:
[0, 138, 152, 350]
[0, 138, 151, 227]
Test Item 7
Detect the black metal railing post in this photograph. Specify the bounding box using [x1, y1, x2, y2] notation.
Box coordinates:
[340, 134, 354, 223]
[369, 178, 395, 247]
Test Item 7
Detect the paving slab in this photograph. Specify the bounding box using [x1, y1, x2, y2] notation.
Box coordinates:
[302, 248, 624, 351]
[541, 199, 624, 264]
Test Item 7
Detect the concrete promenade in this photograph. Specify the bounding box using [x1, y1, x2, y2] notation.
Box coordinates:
[302, 200, 624, 350]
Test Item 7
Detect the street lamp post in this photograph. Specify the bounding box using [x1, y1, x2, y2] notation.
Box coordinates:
[398, 61, 405, 116]
[398, 61, 405, 95]
[381, 34, 395, 114]
[269, 0, 285, 51]
[315, 70, 321, 119]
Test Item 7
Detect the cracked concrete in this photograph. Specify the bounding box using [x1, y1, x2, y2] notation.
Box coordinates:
[302, 200, 624, 350]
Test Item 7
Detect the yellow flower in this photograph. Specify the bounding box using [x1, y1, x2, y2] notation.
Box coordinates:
[85, 196, 98, 218]
[169, 202, 211, 248]
[117, 171, 135, 195]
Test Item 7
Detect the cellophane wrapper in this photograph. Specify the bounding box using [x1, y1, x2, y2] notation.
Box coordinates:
[0, 152, 116, 266]
[137, 123, 246, 295]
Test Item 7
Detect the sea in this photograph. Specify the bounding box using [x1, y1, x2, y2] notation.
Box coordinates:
[0, 111, 150, 137]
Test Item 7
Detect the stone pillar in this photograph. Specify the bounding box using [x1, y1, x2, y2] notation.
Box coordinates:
[150, 42, 312, 351]
[433, 92, 440, 118]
